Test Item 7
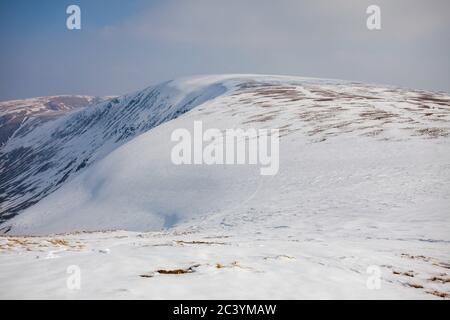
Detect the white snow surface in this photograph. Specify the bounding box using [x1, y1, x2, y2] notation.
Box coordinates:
[0, 74, 449, 299]
[0, 95, 104, 118]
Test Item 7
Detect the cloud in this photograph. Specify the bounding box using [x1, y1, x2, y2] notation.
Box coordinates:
[94, 0, 449, 92]
[103, 0, 450, 49]
[1, 0, 449, 100]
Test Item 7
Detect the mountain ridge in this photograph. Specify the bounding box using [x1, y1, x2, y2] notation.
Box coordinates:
[1, 74, 449, 235]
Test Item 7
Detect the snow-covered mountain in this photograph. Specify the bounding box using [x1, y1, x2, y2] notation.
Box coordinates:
[1, 75, 449, 234]
[0, 75, 449, 299]
[0, 95, 106, 148]
[0, 83, 224, 223]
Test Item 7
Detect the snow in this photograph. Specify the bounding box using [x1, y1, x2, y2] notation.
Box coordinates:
[0, 95, 106, 149]
[0, 80, 227, 220]
[0, 75, 449, 299]
[0, 95, 102, 118]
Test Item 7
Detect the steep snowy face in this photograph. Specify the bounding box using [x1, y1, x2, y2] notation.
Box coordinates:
[0, 80, 227, 223]
[1, 75, 449, 235]
[0, 96, 105, 147]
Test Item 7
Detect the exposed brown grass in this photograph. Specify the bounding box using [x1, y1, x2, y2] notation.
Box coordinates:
[156, 268, 193, 275]
[400, 253, 432, 262]
[429, 276, 450, 284]
[140, 264, 201, 278]
[47, 239, 69, 246]
[393, 270, 415, 277]
[416, 127, 449, 138]
[406, 283, 423, 289]
[426, 290, 449, 299]
[359, 110, 397, 121]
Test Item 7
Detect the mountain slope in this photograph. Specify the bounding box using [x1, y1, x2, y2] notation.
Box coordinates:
[1, 75, 449, 235]
[0, 75, 449, 299]
[0, 95, 106, 147]
[0, 80, 226, 223]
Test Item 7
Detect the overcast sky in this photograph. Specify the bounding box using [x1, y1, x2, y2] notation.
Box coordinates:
[0, 0, 449, 101]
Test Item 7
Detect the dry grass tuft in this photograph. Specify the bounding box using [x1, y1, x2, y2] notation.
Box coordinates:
[140, 264, 201, 278]
[393, 270, 415, 277]
[406, 283, 423, 289]
[426, 290, 449, 299]
[429, 276, 450, 284]
[47, 239, 69, 246]
[156, 269, 193, 275]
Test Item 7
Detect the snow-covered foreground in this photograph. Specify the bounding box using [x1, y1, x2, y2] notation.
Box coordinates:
[0, 75, 449, 299]
[0, 206, 448, 300]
